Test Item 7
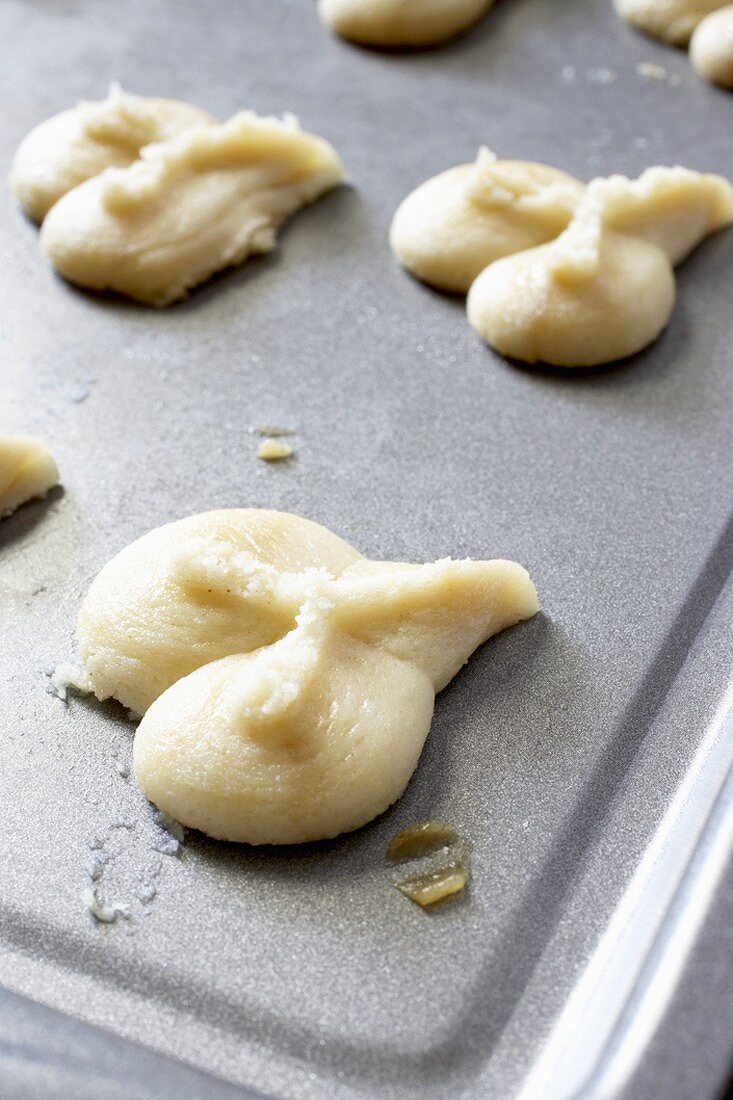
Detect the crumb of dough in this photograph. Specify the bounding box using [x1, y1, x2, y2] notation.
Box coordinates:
[317, 0, 496, 49]
[387, 821, 457, 862]
[395, 862, 469, 907]
[73, 509, 539, 844]
[258, 438, 294, 462]
[390, 147, 584, 294]
[10, 84, 215, 223]
[690, 5, 733, 87]
[636, 59, 682, 82]
[40, 111, 345, 306]
[467, 165, 733, 367]
[45, 662, 92, 702]
[637, 60, 669, 77]
[0, 436, 59, 518]
[82, 886, 130, 924]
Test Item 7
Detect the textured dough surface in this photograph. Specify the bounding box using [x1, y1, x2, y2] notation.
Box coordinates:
[614, 0, 729, 44]
[78, 509, 539, 844]
[468, 228, 676, 367]
[318, 0, 495, 47]
[41, 111, 345, 306]
[10, 85, 214, 223]
[390, 149, 584, 294]
[0, 436, 59, 517]
[690, 5, 733, 86]
[468, 166, 733, 367]
[599, 165, 733, 263]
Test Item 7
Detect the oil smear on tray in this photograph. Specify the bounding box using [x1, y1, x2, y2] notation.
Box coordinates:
[388, 821, 472, 908]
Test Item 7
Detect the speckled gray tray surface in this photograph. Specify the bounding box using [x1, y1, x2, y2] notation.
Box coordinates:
[2, 1, 733, 1098]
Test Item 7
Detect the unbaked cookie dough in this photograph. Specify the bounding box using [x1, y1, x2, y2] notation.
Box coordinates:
[0, 436, 59, 518]
[10, 85, 214, 223]
[76, 509, 539, 844]
[317, 0, 495, 48]
[690, 5, 733, 87]
[390, 148, 584, 294]
[467, 166, 733, 367]
[614, 0, 728, 45]
[616, 0, 733, 88]
[40, 111, 345, 306]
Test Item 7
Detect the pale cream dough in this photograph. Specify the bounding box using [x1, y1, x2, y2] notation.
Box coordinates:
[318, 0, 495, 48]
[615, 0, 733, 88]
[467, 166, 733, 367]
[0, 436, 59, 518]
[40, 111, 345, 306]
[10, 85, 214, 224]
[76, 509, 539, 844]
[257, 438, 294, 461]
[690, 5, 733, 87]
[614, 0, 729, 45]
[390, 148, 584, 294]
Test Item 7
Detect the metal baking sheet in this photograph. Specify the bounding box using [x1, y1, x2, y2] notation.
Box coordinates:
[2, 0, 733, 1097]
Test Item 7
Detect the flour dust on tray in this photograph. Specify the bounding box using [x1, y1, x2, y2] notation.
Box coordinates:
[73, 509, 539, 845]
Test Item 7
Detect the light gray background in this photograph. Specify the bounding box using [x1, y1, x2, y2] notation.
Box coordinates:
[1, 1, 733, 1098]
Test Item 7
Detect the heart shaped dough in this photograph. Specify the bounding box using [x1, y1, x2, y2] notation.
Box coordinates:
[78, 510, 539, 844]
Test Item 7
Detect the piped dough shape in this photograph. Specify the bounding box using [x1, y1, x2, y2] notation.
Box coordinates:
[77, 509, 539, 844]
[690, 5, 733, 87]
[0, 436, 59, 518]
[317, 0, 495, 48]
[467, 166, 733, 367]
[614, 0, 729, 45]
[40, 112, 345, 306]
[10, 85, 214, 223]
[390, 148, 584, 294]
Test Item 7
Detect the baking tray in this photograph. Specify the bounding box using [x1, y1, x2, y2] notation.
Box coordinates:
[2, 0, 733, 1097]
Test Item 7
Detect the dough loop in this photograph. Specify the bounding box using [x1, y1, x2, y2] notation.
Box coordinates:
[10, 85, 214, 223]
[467, 166, 733, 366]
[77, 510, 539, 844]
[390, 148, 584, 294]
[40, 111, 345, 305]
